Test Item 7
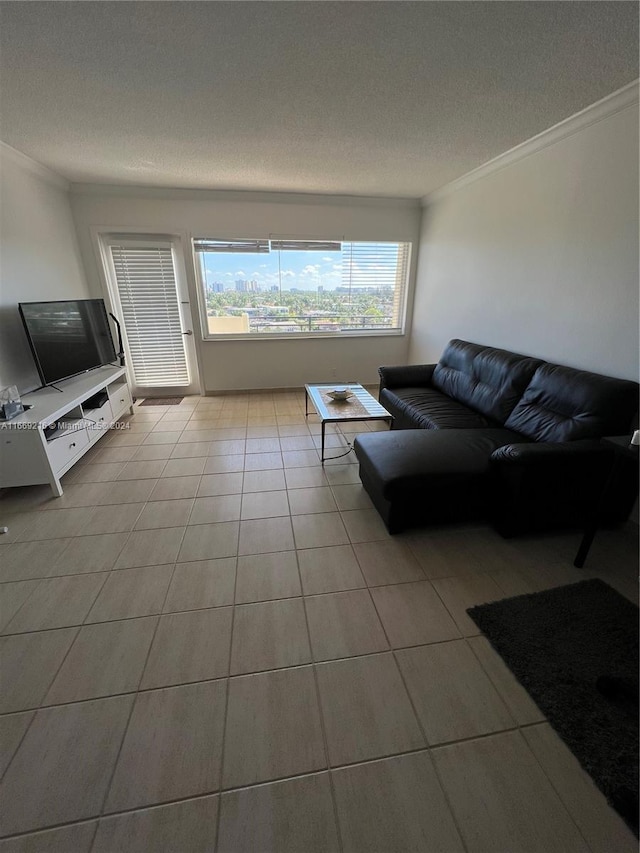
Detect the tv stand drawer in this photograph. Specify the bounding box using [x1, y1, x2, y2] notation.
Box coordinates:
[108, 383, 133, 418]
[84, 398, 114, 433]
[48, 427, 90, 473]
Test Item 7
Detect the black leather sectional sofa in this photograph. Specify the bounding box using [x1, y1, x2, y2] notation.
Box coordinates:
[353, 339, 638, 535]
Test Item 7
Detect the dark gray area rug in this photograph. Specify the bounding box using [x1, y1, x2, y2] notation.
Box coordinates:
[467, 579, 639, 835]
[139, 397, 184, 406]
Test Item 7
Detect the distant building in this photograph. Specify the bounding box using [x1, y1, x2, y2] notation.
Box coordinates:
[235, 279, 259, 292]
[336, 285, 385, 294]
[207, 281, 224, 293]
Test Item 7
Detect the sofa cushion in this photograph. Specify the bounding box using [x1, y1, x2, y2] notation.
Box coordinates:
[432, 339, 542, 424]
[354, 428, 526, 501]
[505, 363, 639, 442]
[380, 387, 491, 430]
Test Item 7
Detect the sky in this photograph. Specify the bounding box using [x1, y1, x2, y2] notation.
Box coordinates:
[200, 249, 343, 292]
[198, 244, 403, 293]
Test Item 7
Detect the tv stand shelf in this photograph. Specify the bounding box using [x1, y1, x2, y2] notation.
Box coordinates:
[0, 366, 133, 497]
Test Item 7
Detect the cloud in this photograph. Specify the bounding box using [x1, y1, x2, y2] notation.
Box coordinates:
[322, 256, 335, 262]
[281, 270, 295, 278]
[302, 264, 321, 275]
[235, 270, 245, 276]
[332, 264, 343, 271]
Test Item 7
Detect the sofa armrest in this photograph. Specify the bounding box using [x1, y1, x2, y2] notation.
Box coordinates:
[489, 439, 620, 537]
[378, 363, 436, 391]
[490, 439, 610, 467]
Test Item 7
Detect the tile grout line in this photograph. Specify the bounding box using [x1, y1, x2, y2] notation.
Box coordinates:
[3, 567, 110, 637]
[4, 724, 568, 845]
[425, 571, 483, 640]
[296, 547, 346, 853]
[90, 541, 185, 850]
[458, 634, 520, 727]
[3, 657, 546, 745]
[0, 576, 46, 638]
[211, 513, 241, 852]
[464, 635, 546, 727]
[30, 619, 84, 709]
[511, 728, 599, 852]
[0, 625, 83, 787]
[0, 531, 601, 595]
[0, 578, 505, 641]
[366, 583, 472, 853]
[6, 653, 552, 718]
[0, 541, 519, 583]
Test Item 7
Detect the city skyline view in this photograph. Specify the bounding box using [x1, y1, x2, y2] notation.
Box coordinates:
[202, 249, 341, 292]
[198, 242, 407, 293]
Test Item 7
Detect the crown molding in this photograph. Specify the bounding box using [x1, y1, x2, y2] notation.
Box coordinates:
[0, 141, 69, 190]
[69, 182, 421, 208]
[423, 79, 639, 205]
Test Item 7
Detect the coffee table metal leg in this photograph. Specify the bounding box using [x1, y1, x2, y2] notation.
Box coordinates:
[321, 421, 326, 465]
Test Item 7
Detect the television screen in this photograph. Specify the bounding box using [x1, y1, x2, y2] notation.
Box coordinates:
[19, 299, 117, 387]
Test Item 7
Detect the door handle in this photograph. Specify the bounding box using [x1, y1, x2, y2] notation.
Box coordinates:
[182, 330, 193, 336]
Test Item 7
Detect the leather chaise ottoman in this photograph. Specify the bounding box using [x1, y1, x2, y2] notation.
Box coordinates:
[355, 427, 526, 534]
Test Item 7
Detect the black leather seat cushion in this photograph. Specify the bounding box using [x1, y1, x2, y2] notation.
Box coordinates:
[380, 387, 492, 430]
[354, 428, 527, 501]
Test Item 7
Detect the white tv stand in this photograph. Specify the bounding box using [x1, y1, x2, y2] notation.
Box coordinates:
[0, 366, 133, 497]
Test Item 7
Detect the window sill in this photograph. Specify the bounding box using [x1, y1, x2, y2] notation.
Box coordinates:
[200, 329, 406, 343]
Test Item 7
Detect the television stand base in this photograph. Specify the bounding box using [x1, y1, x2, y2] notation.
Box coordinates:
[0, 366, 133, 497]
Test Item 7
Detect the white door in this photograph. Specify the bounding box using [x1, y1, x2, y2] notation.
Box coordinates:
[104, 238, 200, 397]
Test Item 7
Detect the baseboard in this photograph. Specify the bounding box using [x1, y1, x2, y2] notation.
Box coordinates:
[202, 384, 379, 397]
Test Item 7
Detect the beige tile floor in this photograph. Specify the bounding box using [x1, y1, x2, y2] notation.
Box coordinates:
[0, 390, 637, 852]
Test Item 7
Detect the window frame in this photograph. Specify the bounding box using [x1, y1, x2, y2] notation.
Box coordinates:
[192, 236, 412, 342]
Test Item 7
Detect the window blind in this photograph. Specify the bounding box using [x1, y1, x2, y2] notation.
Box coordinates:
[269, 239, 342, 252]
[193, 238, 342, 253]
[341, 242, 411, 330]
[193, 239, 269, 253]
[109, 244, 189, 387]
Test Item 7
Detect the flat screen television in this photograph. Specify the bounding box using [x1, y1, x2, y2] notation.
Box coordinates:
[19, 299, 118, 387]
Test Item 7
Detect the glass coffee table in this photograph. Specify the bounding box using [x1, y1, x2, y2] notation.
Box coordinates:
[304, 383, 393, 464]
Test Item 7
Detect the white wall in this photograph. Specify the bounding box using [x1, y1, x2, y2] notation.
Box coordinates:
[409, 100, 639, 382]
[70, 188, 421, 392]
[0, 145, 91, 393]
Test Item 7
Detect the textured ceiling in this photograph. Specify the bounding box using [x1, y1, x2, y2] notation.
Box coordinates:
[1, 1, 638, 198]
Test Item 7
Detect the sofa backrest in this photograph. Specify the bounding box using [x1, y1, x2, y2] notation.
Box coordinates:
[432, 339, 543, 424]
[505, 363, 639, 442]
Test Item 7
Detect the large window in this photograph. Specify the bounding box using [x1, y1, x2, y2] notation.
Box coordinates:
[193, 238, 411, 338]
